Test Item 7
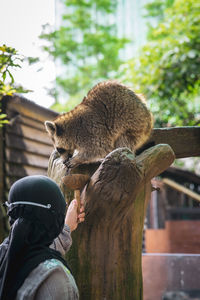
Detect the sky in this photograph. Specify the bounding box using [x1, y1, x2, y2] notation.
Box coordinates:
[0, 0, 56, 108]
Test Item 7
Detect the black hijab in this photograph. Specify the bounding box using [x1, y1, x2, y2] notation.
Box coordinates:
[0, 175, 68, 300]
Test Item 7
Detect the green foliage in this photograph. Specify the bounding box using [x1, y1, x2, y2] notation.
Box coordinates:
[144, 0, 175, 40]
[40, 0, 129, 110]
[144, 0, 174, 19]
[26, 56, 40, 65]
[51, 92, 83, 113]
[126, 0, 200, 127]
[0, 44, 31, 127]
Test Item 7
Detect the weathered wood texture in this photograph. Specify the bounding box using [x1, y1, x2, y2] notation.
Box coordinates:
[1, 95, 58, 190]
[142, 126, 200, 158]
[0, 95, 58, 239]
[48, 144, 175, 300]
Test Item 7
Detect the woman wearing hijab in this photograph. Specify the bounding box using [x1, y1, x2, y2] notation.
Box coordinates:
[0, 175, 85, 300]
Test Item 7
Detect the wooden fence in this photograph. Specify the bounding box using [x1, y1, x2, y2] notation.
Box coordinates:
[0, 95, 58, 238]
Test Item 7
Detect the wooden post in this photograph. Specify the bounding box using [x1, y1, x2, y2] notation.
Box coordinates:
[48, 144, 175, 300]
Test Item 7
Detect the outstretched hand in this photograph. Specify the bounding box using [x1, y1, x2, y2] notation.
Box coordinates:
[65, 199, 85, 232]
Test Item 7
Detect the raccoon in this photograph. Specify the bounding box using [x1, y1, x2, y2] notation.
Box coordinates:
[45, 80, 154, 169]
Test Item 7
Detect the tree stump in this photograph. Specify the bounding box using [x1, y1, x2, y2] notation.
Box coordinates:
[48, 144, 175, 300]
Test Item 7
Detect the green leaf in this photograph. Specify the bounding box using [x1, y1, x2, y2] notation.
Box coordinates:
[7, 69, 14, 84]
[2, 71, 6, 81]
[125, 0, 200, 127]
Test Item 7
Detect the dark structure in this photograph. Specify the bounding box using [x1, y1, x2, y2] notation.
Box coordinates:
[0, 95, 58, 239]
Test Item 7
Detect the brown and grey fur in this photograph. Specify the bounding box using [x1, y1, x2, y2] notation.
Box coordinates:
[45, 81, 154, 169]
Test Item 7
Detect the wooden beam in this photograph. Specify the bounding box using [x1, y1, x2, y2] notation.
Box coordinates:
[140, 126, 200, 159]
[163, 178, 200, 202]
[161, 167, 200, 185]
[2, 95, 58, 122]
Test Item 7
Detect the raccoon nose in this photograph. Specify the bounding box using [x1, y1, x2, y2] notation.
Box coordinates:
[63, 159, 68, 165]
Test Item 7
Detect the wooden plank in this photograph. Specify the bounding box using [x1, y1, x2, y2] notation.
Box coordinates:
[6, 113, 46, 131]
[5, 148, 49, 169]
[163, 178, 200, 202]
[5, 133, 53, 157]
[5, 175, 46, 190]
[5, 163, 27, 178]
[3, 95, 58, 122]
[143, 126, 200, 158]
[5, 163, 47, 177]
[6, 122, 52, 145]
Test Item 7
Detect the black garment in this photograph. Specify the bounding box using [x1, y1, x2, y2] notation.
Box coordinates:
[0, 175, 68, 300]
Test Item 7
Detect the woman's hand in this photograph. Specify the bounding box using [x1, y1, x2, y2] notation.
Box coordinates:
[65, 199, 85, 232]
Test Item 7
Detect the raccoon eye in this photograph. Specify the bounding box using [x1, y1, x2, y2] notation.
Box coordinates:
[56, 147, 66, 155]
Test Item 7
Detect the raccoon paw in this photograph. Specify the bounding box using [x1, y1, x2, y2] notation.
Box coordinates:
[65, 158, 79, 170]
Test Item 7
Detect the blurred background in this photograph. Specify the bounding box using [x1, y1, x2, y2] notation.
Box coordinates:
[1, 0, 199, 127]
[0, 1, 200, 299]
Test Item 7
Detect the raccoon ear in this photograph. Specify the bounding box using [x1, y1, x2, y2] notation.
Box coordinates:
[45, 121, 56, 136]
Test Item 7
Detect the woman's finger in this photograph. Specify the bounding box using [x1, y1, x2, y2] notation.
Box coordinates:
[79, 206, 85, 213]
[79, 211, 85, 216]
[78, 217, 85, 223]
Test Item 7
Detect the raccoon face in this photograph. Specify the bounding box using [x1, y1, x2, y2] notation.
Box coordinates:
[55, 147, 73, 163]
[45, 121, 74, 163]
